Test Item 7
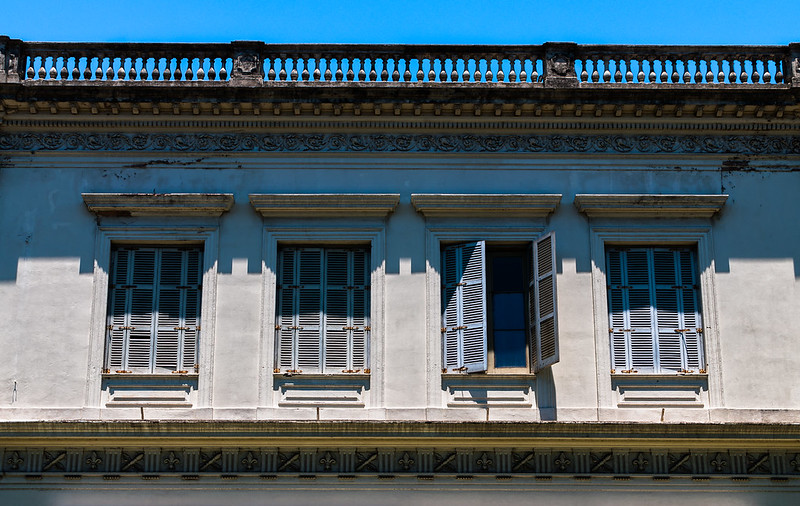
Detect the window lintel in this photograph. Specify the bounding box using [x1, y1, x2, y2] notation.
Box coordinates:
[574, 193, 728, 218]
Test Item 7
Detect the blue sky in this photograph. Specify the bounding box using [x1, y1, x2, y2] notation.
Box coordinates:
[5, 0, 799, 44]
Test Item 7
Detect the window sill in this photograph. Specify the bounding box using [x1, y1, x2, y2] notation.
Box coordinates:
[442, 372, 535, 379]
[102, 373, 199, 379]
[611, 372, 708, 379]
[273, 372, 370, 379]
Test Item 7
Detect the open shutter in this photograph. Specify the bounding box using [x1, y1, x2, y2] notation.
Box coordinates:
[532, 232, 559, 372]
[442, 241, 487, 373]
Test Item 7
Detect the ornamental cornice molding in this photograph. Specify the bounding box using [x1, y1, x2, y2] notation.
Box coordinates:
[2, 132, 800, 154]
[573, 194, 729, 218]
[249, 194, 400, 217]
[82, 193, 234, 216]
[411, 194, 562, 218]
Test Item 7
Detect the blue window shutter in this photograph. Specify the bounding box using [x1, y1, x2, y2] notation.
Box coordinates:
[126, 249, 157, 371]
[107, 248, 131, 370]
[350, 249, 370, 371]
[626, 249, 656, 371]
[532, 232, 559, 372]
[678, 250, 704, 371]
[324, 249, 350, 372]
[442, 241, 487, 373]
[154, 249, 183, 371]
[276, 249, 298, 371]
[181, 249, 202, 371]
[296, 249, 323, 372]
[606, 249, 629, 371]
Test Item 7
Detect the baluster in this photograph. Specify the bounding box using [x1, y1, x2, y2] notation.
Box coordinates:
[198, 58, 206, 80]
[449, 57, 458, 82]
[345, 58, 353, 81]
[71, 56, 81, 80]
[140, 57, 149, 80]
[59, 56, 68, 79]
[774, 58, 783, 83]
[402, 59, 411, 81]
[219, 59, 228, 80]
[152, 57, 161, 80]
[313, 57, 322, 81]
[324, 58, 333, 81]
[335, 58, 344, 81]
[590, 58, 599, 82]
[291, 58, 300, 81]
[427, 57, 436, 82]
[437, 58, 446, 82]
[486, 57, 495, 82]
[185, 57, 194, 80]
[683, 59, 691, 83]
[509, 57, 517, 82]
[83, 57, 92, 80]
[279, 58, 288, 81]
[750, 57, 760, 83]
[614, 59, 623, 82]
[670, 59, 679, 83]
[528, 58, 536, 82]
[369, 58, 377, 81]
[704, 58, 713, 83]
[693, 58, 702, 83]
[625, 60, 633, 82]
[162, 58, 172, 81]
[94, 57, 103, 80]
[115, 58, 124, 80]
[26, 56, 34, 79]
[174, 58, 183, 81]
[473, 58, 482, 82]
[739, 57, 748, 83]
[602, 59, 611, 82]
[716, 58, 724, 83]
[647, 58, 655, 83]
[357, 58, 366, 81]
[392, 59, 400, 81]
[104, 57, 113, 80]
[416, 57, 424, 81]
[762, 57, 771, 83]
[726, 57, 735, 83]
[301, 57, 310, 81]
[264, 57, 273, 81]
[208, 58, 217, 80]
[519, 57, 528, 82]
[496, 58, 503, 82]
[37, 56, 47, 79]
[47, 56, 56, 79]
[129, 58, 137, 80]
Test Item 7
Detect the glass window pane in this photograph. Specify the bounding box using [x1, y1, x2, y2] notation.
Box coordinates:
[494, 330, 527, 368]
[492, 256, 524, 291]
[493, 293, 525, 329]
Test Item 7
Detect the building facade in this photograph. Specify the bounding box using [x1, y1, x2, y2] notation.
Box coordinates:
[1, 38, 800, 504]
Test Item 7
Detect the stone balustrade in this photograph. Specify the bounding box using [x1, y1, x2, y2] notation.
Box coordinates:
[1, 37, 799, 88]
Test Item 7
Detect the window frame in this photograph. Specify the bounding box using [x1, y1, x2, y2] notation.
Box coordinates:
[261, 226, 385, 408]
[589, 226, 722, 408]
[426, 225, 550, 379]
[85, 225, 219, 408]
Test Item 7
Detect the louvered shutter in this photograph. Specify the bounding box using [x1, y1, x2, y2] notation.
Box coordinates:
[350, 249, 370, 371]
[154, 249, 183, 371]
[181, 249, 202, 371]
[106, 248, 131, 370]
[607, 247, 703, 374]
[532, 232, 559, 371]
[297, 249, 323, 372]
[324, 250, 350, 371]
[127, 249, 157, 371]
[442, 242, 487, 373]
[276, 248, 298, 371]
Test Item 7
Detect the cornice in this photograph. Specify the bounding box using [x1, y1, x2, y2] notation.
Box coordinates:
[82, 193, 234, 217]
[3, 132, 799, 154]
[411, 194, 562, 218]
[573, 194, 728, 218]
[249, 194, 400, 218]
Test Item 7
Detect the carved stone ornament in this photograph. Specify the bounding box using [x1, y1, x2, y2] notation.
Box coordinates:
[2, 132, 798, 155]
[233, 52, 260, 77]
[551, 55, 571, 76]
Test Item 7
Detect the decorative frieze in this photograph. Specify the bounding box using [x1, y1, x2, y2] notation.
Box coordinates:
[3, 447, 798, 478]
[3, 132, 799, 154]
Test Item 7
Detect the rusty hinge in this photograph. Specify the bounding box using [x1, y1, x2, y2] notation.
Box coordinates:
[364, 368, 371, 374]
[441, 327, 447, 333]
[453, 366, 468, 372]
[610, 369, 616, 374]
[364, 326, 371, 331]
[102, 368, 110, 374]
[342, 326, 358, 330]
[120, 326, 135, 330]
[273, 368, 280, 373]
[453, 325, 468, 330]
[275, 324, 282, 330]
[194, 363, 199, 372]
[699, 368, 707, 374]
[673, 329, 689, 333]
[696, 328, 704, 333]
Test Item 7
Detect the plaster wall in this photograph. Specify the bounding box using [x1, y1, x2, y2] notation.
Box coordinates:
[1, 152, 798, 421]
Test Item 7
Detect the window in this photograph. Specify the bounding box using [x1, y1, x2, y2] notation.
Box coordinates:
[441, 233, 558, 374]
[105, 246, 203, 374]
[606, 246, 705, 374]
[275, 247, 370, 374]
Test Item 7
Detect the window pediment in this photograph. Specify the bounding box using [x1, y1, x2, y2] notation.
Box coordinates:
[411, 194, 562, 218]
[82, 193, 234, 216]
[250, 193, 400, 217]
[573, 194, 728, 218]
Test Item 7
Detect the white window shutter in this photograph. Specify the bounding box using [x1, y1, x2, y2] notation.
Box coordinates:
[532, 232, 559, 372]
[606, 249, 629, 371]
[442, 241, 487, 373]
[154, 249, 183, 371]
[296, 249, 323, 372]
[106, 248, 131, 370]
[181, 249, 202, 371]
[276, 249, 298, 371]
[626, 249, 656, 371]
[324, 250, 350, 371]
[678, 250, 704, 371]
[350, 249, 370, 371]
[127, 249, 157, 371]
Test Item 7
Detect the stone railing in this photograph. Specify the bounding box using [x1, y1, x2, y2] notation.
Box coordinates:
[1, 37, 798, 88]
